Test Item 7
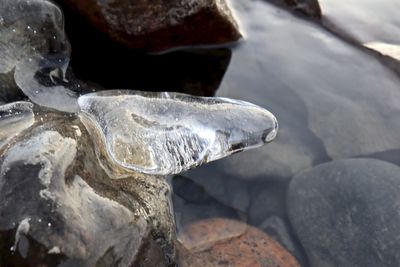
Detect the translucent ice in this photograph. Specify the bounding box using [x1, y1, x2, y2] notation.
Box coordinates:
[0, 101, 35, 149]
[0, 0, 80, 112]
[78, 90, 278, 175]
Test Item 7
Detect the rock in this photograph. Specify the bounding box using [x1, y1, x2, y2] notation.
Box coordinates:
[319, 0, 400, 62]
[288, 158, 400, 267]
[56, 0, 233, 97]
[183, 167, 252, 213]
[266, 0, 321, 17]
[248, 181, 287, 225]
[0, 71, 25, 104]
[177, 218, 300, 267]
[57, 0, 242, 52]
[172, 176, 244, 232]
[259, 216, 306, 265]
[0, 110, 175, 266]
[360, 149, 400, 167]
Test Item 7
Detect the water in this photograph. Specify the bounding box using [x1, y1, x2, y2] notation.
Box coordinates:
[177, 0, 400, 265]
[319, 0, 400, 61]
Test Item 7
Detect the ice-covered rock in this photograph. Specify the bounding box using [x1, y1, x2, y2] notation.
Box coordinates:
[0, 101, 35, 149]
[78, 90, 278, 176]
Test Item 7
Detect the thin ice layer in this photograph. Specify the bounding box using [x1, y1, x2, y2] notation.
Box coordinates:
[78, 90, 278, 175]
[0, 101, 35, 149]
[0, 0, 79, 112]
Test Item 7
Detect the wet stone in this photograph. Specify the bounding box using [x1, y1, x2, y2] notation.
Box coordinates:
[177, 218, 301, 267]
[172, 175, 245, 232]
[259, 216, 306, 265]
[57, 0, 242, 52]
[288, 159, 400, 267]
[319, 0, 400, 62]
[266, 0, 321, 17]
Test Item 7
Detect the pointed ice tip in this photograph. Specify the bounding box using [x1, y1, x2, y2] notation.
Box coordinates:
[265, 118, 279, 143]
[78, 90, 278, 176]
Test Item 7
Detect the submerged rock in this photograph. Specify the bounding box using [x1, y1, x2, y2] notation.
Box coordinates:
[78, 90, 278, 175]
[178, 218, 300, 267]
[57, 0, 242, 52]
[288, 159, 400, 267]
[319, 0, 400, 62]
[195, 0, 400, 184]
[172, 175, 244, 231]
[266, 0, 321, 17]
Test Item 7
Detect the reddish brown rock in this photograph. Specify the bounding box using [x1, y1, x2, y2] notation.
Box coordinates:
[59, 0, 242, 52]
[177, 218, 300, 267]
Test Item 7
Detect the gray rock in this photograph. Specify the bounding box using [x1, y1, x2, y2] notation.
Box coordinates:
[319, 0, 400, 62]
[184, 167, 251, 213]
[266, 0, 321, 17]
[248, 181, 287, 225]
[259, 216, 306, 265]
[288, 158, 400, 267]
[172, 175, 244, 232]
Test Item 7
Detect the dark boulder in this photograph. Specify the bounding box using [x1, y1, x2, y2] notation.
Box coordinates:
[58, 0, 242, 52]
[288, 159, 400, 267]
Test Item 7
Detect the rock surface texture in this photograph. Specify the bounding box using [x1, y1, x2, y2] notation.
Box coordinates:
[178, 218, 300, 267]
[58, 0, 242, 51]
[266, 0, 321, 17]
[288, 159, 400, 267]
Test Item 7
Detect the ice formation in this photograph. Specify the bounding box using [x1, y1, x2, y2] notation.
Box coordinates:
[0, 0, 80, 112]
[78, 90, 278, 175]
[0, 101, 35, 149]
